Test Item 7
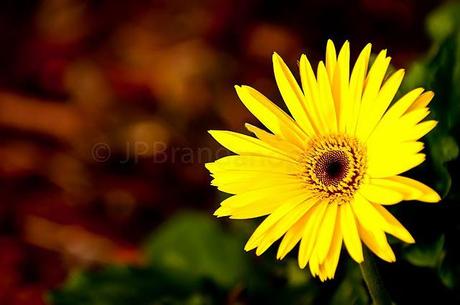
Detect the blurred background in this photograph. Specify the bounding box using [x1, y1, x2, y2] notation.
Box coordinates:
[0, 0, 459, 304]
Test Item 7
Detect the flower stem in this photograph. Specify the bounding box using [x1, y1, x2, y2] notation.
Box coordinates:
[359, 247, 393, 305]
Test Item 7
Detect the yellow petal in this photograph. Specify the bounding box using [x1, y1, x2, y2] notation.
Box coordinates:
[235, 85, 307, 147]
[365, 177, 423, 200]
[215, 200, 281, 219]
[245, 193, 313, 251]
[368, 123, 425, 156]
[206, 155, 301, 175]
[254, 197, 318, 255]
[359, 182, 404, 205]
[401, 107, 431, 126]
[218, 184, 303, 209]
[308, 245, 324, 281]
[380, 88, 424, 121]
[334, 41, 351, 132]
[321, 217, 343, 280]
[357, 222, 396, 262]
[299, 54, 328, 133]
[298, 201, 328, 268]
[272, 53, 317, 136]
[317, 61, 338, 132]
[407, 120, 437, 141]
[340, 203, 363, 263]
[352, 193, 414, 244]
[346, 43, 372, 134]
[309, 247, 320, 277]
[356, 69, 404, 140]
[245, 123, 304, 156]
[212, 172, 300, 194]
[406, 91, 434, 113]
[214, 184, 305, 219]
[362, 50, 389, 102]
[208, 130, 297, 161]
[356, 50, 390, 135]
[325, 39, 337, 82]
[277, 210, 310, 260]
[315, 203, 338, 262]
[371, 203, 415, 244]
[387, 176, 441, 203]
[350, 193, 382, 234]
[367, 152, 425, 178]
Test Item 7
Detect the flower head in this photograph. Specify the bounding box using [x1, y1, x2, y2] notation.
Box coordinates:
[206, 40, 440, 281]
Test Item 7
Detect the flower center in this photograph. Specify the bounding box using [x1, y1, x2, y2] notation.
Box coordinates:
[301, 135, 367, 204]
[314, 150, 349, 186]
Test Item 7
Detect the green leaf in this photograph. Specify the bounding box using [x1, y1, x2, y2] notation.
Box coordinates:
[429, 135, 459, 195]
[402, 61, 431, 92]
[330, 262, 369, 305]
[49, 212, 252, 305]
[285, 259, 310, 287]
[144, 211, 250, 288]
[48, 266, 203, 305]
[438, 257, 457, 289]
[403, 235, 445, 268]
[426, 2, 460, 43]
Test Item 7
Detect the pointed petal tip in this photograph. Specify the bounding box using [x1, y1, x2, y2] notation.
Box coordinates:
[213, 206, 231, 217]
[362, 43, 372, 54]
[204, 162, 215, 171]
[244, 241, 257, 252]
[255, 247, 266, 256]
[339, 40, 350, 52]
[420, 191, 442, 203]
[272, 52, 281, 61]
[354, 254, 364, 264]
[278, 248, 291, 260]
[298, 257, 307, 269]
[234, 84, 246, 93]
[213, 211, 224, 218]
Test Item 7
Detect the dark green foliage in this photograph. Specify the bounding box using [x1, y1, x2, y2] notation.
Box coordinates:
[48, 212, 369, 305]
[49, 266, 211, 305]
[143, 212, 250, 288]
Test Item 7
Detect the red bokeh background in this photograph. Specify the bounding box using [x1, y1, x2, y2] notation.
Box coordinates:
[0, 0, 444, 303]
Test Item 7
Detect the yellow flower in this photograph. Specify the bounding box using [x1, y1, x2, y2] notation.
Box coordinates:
[206, 40, 441, 281]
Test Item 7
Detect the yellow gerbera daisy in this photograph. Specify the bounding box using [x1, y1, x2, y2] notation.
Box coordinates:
[206, 40, 441, 281]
